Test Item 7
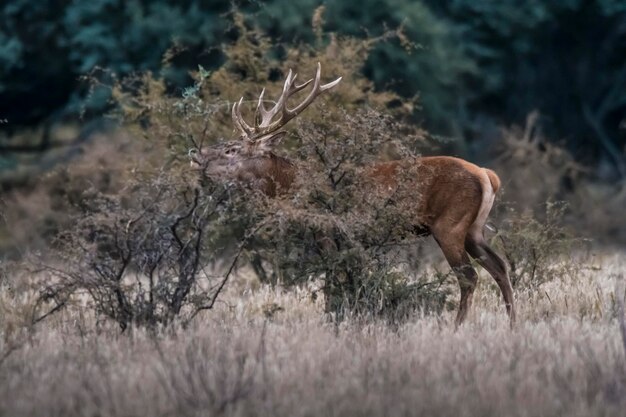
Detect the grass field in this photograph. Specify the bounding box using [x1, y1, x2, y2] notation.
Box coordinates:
[1, 250, 625, 417]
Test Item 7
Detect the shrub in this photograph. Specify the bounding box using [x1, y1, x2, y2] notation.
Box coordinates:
[99, 16, 451, 323]
[32, 169, 262, 330]
[492, 201, 584, 291]
[240, 106, 452, 320]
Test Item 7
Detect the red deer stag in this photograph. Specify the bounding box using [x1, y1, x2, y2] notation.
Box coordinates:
[189, 63, 516, 327]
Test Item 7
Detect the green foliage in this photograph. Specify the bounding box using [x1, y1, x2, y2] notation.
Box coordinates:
[433, 0, 626, 171]
[246, 0, 626, 172]
[2, 0, 626, 178]
[247, 1, 475, 136]
[0, 0, 229, 126]
[113, 13, 416, 155]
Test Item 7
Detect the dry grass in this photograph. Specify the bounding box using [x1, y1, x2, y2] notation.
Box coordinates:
[1, 251, 625, 417]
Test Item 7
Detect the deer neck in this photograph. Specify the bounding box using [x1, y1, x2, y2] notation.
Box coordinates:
[238, 153, 296, 197]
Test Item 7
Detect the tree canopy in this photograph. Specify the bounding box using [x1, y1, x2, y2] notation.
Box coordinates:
[1, 0, 625, 177]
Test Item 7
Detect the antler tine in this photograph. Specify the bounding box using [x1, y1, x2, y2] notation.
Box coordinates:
[255, 69, 315, 131]
[254, 88, 266, 129]
[232, 97, 254, 140]
[320, 74, 342, 91]
[292, 77, 314, 94]
[290, 63, 342, 114]
[257, 69, 295, 129]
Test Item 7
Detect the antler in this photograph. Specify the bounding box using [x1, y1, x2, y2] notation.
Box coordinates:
[232, 62, 342, 143]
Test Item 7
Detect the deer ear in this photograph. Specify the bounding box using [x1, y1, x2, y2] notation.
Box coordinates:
[257, 131, 287, 149]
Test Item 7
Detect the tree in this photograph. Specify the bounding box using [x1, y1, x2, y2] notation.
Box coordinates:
[0, 0, 229, 129]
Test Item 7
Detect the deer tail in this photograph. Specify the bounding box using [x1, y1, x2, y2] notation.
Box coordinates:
[485, 169, 501, 195]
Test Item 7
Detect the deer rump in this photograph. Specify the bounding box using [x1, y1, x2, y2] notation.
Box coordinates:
[365, 156, 514, 327]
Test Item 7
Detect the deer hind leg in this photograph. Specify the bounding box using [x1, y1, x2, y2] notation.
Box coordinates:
[432, 230, 479, 327]
[465, 235, 516, 327]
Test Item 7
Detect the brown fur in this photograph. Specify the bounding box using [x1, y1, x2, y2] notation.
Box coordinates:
[236, 154, 296, 197]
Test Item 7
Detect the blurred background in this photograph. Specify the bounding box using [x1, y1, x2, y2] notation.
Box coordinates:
[1, 0, 626, 255]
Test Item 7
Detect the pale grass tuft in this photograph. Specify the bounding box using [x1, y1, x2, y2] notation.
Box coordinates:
[0, 252, 625, 416]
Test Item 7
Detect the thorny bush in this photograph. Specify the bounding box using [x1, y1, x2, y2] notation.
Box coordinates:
[33, 171, 263, 331]
[240, 107, 451, 320]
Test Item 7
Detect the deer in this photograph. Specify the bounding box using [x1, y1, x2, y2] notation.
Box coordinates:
[189, 63, 516, 327]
